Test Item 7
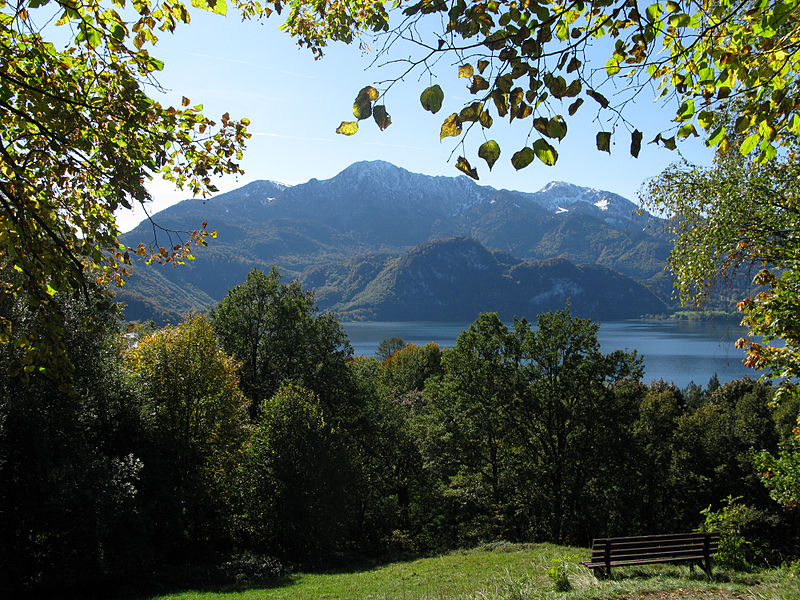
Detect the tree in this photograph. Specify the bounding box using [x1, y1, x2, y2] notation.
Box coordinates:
[376, 336, 407, 361]
[417, 309, 642, 544]
[337, 0, 800, 178]
[210, 267, 353, 418]
[515, 308, 642, 542]
[418, 313, 524, 542]
[643, 133, 800, 399]
[0, 0, 391, 370]
[0, 286, 148, 593]
[237, 384, 352, 558]
[125, 313, 249, 552]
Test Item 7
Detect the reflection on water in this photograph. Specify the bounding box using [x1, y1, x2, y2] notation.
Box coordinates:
[342, 320, 756, 389]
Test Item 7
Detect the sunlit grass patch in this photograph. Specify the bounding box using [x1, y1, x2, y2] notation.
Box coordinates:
[147, 543, 800, 600]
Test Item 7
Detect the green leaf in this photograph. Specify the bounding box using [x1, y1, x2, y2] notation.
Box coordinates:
[336, 121, 359, 135]
[191, 0, 227, 16]
[455, 156, 479, 180]
[740, 132, 761, 155]
[546, 116, 567, 141]
[353, 90, 374, 120]
[677, 122, 698, 138]
[421, 85, 445, 114]
[459, 102, 483, 122]
[606, 57, 620, 76]
[511, 147, 535, 170]
[596, 131, 611, 153]
[706, 125, 725, 147]
[478, 140, 501, 170]
[533, 138, 558, 165]
[568, 98, 584, 116]
[586, 89, 609, 108]
[373, 105, 392, 131]
[646, 3, 663, 22]
[440, 113, 462, 139]
[676, 99, 695, 122]
[630, 129, 643, 158]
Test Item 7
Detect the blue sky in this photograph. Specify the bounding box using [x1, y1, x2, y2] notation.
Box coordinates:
[119, 9, 714, 231]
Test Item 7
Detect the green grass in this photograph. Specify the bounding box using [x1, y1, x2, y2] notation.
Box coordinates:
[148, 543, 800, 600]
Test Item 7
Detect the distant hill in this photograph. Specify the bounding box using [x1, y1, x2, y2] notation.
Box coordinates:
[302, 237, 667, 321]
[118, 161, 677, 322]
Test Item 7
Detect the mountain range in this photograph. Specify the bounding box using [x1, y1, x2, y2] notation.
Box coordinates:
[118, 160, 677, 323]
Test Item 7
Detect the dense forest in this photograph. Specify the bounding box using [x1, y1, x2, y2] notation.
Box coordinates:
[2, 266, 798, 596]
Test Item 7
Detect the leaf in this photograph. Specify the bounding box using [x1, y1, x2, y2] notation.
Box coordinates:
[546, 116, 567, 141]
[469, 75, 490, 94]
[336, 121, 359, 135]
[567, 57, 581, 73]
[740, 132, 761, 155]
[440, 113, 462, 139]
[191, 0, 227, 16]
[568, 98, 584, 116]
[477, 60, 489, 73]
[373, 105, 392, 130]
[455, 156, 479, 180]
[478, 140, 501, 170]
[459, 102, 483, 122]
[586, 89, 609, 108]
[630, 129, 643, 158]
[458, 64, 474, 78]
[565, 79, 582, 97]
[677, 122, 698, 138]
[420, 85, 445, 114]
[706, 125, 725, 147]
[479, 111, 493, 129]
[533, 138, 558, 165]
[606, 57, 620, 76]
[511, 147, 535, 170]
[492, 91, 509, 117]
[353, 90, 373, 120]
[596, 131, 611, 153]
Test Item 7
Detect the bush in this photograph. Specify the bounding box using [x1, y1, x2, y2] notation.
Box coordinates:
[699, 496, 764, 570]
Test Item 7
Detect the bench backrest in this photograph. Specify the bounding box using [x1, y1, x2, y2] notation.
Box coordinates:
[589, 532, 720, 564]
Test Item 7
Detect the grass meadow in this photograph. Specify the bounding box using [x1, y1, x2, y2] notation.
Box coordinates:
[147, 543, 800, 600]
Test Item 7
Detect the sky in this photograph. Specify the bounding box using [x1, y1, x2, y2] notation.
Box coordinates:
[117, 9, 715, 232]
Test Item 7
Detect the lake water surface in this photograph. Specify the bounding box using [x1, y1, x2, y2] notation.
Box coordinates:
[343, 320, 757, 389]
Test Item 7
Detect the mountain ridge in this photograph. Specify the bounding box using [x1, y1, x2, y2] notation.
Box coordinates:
[118, 161, 675, 322]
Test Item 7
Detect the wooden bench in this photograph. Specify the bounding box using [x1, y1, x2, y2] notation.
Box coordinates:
[581, 532, 720, 578]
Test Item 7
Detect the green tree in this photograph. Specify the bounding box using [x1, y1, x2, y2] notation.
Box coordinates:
[756, 419, 800, 509]
[0, 287, 148, 593]
[516, 308, 643, 542]
[125, 313, 248, 552]
[211, 267, 353, 418]
[0, 0, 392, 370]
[417, 309, 642, 545]
[418, 313, 523, 543]
[237, 384, 352, 558]
[376, 336, 407, 361]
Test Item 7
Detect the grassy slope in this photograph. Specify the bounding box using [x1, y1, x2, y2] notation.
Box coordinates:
[148, 543, 799, 600]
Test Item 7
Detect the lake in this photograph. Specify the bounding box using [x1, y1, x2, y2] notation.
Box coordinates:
[342, 319, 758, 389]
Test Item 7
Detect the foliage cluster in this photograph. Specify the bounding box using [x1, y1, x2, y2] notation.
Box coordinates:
[2, 267, 799, 595]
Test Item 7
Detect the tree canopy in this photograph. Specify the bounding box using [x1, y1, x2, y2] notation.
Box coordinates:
[0, 0, 390, 369]
[337, 0, 800, 178]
